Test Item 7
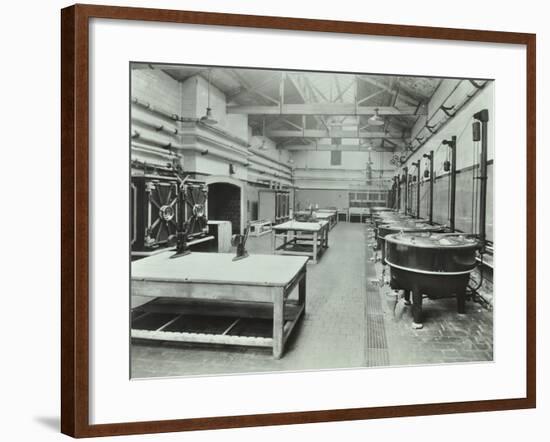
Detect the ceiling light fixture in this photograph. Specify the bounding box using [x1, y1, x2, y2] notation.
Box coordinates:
[258, 117, 268, 149]
[200, 69, 218, 125]
[368, 108, 385, 126]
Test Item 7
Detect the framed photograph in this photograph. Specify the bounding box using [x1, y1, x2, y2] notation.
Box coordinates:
[61, 3, 536, 438]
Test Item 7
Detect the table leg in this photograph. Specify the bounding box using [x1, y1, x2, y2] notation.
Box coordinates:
[271, 229, 276, 254]
[457, 292, 466, 314]
[412, 289, 423, 329]
[299, 271, 307, 314]
[272, 288, 285, 359]
[404, 290, 411, 305]
[312, 231, 318, 264]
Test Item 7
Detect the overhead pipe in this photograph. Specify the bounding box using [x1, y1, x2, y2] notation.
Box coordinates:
[133, 96, 292, 180]
[473, 109, 489, 251]
[131, 107, 181, 134]
[248, 159, 292, 180]
[132, 97, 181, 122]
[396, 175, 401, 210]
[247, 165, 293, 185]
[403, 166, 409, 215]
[411, 81, 465, 140]
[247, 149, 293, 174]
[130, 142, 179, 167]
[132, 96, 202, 125]
[131, 97, 292, 186]
[132, 96, 250, 147]
[423, 150, 434, 224]
[132, 116, 180, 136]
[404, 80, 488, 163]
[248, 154, 292, 177]
[406, 81, 462, 154]
[412, 160, 421, 218]
[131, 129, 178, 150]
[132, 129, 253, 167]
[393, 175, 400, 210]
[442, 136, 457, 231]
[194, 120, 250, 147]
[406, 163, 418, 215]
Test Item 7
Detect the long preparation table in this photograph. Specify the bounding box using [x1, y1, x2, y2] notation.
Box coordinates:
[271, 220, 329, 264]
[348, 207, 370, 223]
[294, 210, 337, 229]
[314, 210, 338, 229]
[131, 252, 308, 358]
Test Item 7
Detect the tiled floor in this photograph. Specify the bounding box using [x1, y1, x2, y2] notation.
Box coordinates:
[377, 281, 493, 366]
[131, 222, 493, 379]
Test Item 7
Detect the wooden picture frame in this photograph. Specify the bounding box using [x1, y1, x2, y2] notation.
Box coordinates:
[61, 3, 536, 437]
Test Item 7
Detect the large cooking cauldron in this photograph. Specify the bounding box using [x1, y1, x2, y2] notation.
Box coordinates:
[377, 222, 445, 261]
[372, 213, 429, 245]
[385, 232, 480, 328]
[372, 212, 412, 225]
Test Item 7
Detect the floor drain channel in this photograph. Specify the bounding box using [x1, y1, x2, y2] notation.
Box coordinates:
[365, 228, 390, 366]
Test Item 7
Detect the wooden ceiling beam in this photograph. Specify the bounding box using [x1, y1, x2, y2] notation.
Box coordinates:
[283, 143, 401, 151]
[226, 69, 280, 106]
[303, 77, 331, 131]
[357, 89, 386, 105]
[286, 73, 330, 132]
[267, 128, 406, 139]
[357, 76, 419, 106]
[226, 75, 278, 100]
[228, 104, 422, 116]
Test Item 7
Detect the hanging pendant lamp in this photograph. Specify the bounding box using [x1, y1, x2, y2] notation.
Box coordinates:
[258, 117, 268, 149]
[368, 108, 385, 126]
[200, 69, 218, 125]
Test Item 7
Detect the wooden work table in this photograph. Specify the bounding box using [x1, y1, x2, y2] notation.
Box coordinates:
[271, 220, 329, 264]
[294, 210, 337, 229]
[314, 210, 338, 229]
[348, 207, 370, 223]
[131, 251, 308, 358]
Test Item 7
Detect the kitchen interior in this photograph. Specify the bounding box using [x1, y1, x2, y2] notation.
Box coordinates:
[130, 64, 493, 377]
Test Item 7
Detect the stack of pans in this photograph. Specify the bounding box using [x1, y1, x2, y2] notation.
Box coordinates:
[385, 232, 481, 328]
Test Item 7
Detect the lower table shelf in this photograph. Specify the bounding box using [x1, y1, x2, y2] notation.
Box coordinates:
[131, 297, 305, 357]
[249, 220, 273, 237]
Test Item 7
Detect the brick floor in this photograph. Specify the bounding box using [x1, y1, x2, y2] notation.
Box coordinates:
[367, 225, 494, 367]
[131, 222, 494, 379]
[131, 222, 369, 378]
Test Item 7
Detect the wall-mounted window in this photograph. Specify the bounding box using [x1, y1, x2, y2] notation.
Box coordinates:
[330, 150, 342, 166]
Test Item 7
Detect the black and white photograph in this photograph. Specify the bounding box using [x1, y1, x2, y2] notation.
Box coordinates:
[129, 63, 494, 378]
[3, 0, 545, 439]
